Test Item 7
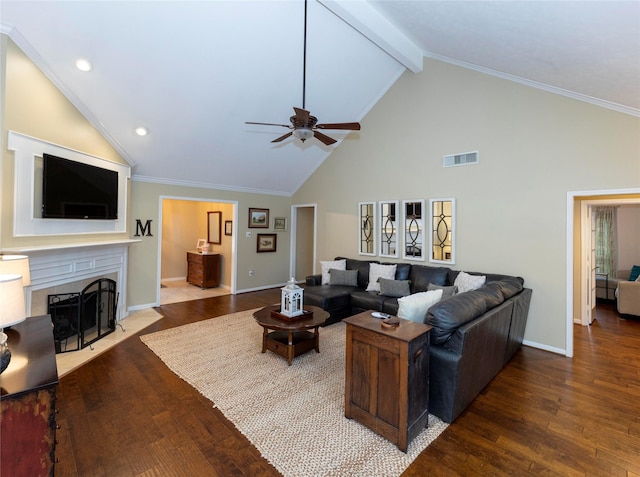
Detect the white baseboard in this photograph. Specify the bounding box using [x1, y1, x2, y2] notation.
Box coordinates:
[522, 339, 567, 356]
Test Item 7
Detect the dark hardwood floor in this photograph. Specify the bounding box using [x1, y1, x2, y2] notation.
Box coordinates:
[55, 294, 640, 476]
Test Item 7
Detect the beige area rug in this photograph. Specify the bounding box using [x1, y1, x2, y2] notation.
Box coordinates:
[140, 309, 448, 477]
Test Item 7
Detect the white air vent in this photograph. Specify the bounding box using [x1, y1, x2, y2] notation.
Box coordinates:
[443, 151, 479, 168]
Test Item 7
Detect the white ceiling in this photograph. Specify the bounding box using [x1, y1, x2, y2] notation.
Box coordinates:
[2, 1, 638, 196]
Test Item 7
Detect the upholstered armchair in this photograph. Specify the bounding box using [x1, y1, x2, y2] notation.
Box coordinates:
[616, 276, 640, 318]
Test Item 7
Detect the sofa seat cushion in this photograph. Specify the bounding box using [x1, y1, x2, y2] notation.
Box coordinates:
[303, 285, 354, 311]
[426, 290, 489, 344]
[350, 290, 387, 312]
[381, 297, 400, 316]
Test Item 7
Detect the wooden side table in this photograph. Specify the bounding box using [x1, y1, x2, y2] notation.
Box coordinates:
[186, 251, 220, 288]
[1, 315, 59, 476]
[344, 311, 432, 452]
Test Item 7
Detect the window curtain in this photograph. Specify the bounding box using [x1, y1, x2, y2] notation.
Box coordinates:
[595, 206, 617, 276]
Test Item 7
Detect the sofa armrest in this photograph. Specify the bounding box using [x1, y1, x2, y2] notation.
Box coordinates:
[306, 274, 323, 286]
[617, 280, 640, 317]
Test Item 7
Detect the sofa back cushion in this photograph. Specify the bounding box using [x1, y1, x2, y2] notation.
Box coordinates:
[426, 290, 488, 344]
[473, 281, 505, 308]
[409, 264, 449, 293]
[392, 262, 412, 281]
[447, 269, 523, 287]
[493, 277, 524, 299]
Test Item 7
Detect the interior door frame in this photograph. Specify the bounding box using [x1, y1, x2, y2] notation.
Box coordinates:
[567, 188, 640, 357]
[290, 203, 317, 281]
[156, 195, 238, 305]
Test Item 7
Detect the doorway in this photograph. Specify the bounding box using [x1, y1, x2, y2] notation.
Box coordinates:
[290, 204, 317, 282]
[157, 196, 238, 305]
[568, 188, 640, 357]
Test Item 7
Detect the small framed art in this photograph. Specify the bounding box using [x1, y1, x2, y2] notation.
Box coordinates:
[225, 220, 233, 236]
[249, 208, 269, 228]
[257, 233, 277, 253]
[274, 217, 287, 231]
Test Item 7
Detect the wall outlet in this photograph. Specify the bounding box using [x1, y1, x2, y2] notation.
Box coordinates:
[249, 270, 254, 277]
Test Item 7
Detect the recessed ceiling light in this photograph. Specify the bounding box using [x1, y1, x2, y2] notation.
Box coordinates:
[75, 58, 93, 72]
[135, 127, 149, 136]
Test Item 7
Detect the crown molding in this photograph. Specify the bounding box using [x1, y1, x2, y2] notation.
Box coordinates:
[425, 52, 640, 118]
[131, 174, 293, 197]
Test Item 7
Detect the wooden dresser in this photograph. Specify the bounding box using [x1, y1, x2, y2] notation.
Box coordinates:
[344, 312, 432, 452]
[187, 251, 221, 289]
[1, 315, 59, 476]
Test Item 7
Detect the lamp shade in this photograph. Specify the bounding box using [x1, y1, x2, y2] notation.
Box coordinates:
[0, 255, 31, 286]
[0, 274, 26, 328]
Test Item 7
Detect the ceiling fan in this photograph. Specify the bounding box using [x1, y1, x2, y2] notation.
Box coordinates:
[245, 0, 361, 146]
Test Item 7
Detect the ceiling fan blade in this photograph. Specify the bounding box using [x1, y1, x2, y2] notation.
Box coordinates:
[245, 121, 291, 128]
[271, 131, 294, 143]
[293, 107, 310, 122]
[316, 122, 361, 131]
[313, 131, 337, 145]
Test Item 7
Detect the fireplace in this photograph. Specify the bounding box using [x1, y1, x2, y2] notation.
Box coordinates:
[48, 278, 117, 353]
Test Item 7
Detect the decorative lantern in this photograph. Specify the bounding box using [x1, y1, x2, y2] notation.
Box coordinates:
[280, 277, 304, 317]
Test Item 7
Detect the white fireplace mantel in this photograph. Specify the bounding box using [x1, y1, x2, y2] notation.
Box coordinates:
[2, 240, 140, 320]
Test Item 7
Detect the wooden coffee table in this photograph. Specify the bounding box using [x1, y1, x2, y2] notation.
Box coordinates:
[253, 305, 329, 365]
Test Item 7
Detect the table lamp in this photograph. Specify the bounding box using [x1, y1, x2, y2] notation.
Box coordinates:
[0, 254, 31, 286]
[0, 274, 27, 374]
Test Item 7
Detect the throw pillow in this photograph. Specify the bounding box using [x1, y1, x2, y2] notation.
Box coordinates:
[365, 263, 397, 293]
[320, 259, 346, 285]
[427, 283, 458, 298]
[328, 268, 358, 287]
[378, 278, 411, 297]
[454, 271, 486, 293]
[629, 265, 640, 281]
[397, 289, 443, 323]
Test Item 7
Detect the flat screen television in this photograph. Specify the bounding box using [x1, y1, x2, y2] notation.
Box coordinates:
[42, 153, 118, 220]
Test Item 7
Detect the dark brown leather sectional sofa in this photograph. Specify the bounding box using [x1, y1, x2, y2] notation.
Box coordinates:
[304, 257, 532, 423]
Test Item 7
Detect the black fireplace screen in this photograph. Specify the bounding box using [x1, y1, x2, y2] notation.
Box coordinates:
[48, 278, 117, 353]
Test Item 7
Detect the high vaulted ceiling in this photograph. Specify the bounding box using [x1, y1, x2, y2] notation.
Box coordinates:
[2, 1, 638, 196]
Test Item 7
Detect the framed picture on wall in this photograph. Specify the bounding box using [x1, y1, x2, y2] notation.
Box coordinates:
[207, 211, 222, 244]
[225, 220, 233, 236]
[249, 208, 269, 228]
[274, 217, 287, 231]
[257, 233, 277, 253]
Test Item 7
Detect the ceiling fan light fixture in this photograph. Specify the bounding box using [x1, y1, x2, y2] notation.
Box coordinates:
[292, 128, 313, 142]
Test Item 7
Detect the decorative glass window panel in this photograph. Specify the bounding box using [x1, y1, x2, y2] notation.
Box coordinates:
[402, 199, 425, 261]
[358, 202, 376, 256]
[379, 200, 399, 258]
[429, 198, 455, 264]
